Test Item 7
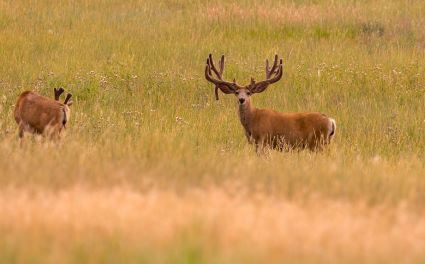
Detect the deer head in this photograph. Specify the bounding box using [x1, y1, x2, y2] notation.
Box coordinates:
[205, 54, 283, 105]
[54, 87, 73, 106]
[54, 87, 73, 125]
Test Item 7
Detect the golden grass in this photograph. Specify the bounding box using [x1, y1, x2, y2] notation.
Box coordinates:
[2, 187, 425, 263]
[0, 0, 425, 262]
[203, 2, 362, 24]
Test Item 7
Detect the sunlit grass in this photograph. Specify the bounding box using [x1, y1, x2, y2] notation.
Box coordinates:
[0, 0, 425, 263]
[2, 188, 425, 264]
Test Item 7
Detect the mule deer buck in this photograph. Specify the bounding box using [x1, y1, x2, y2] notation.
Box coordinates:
[14, 88, 73, 139]
[205, 54, 336, 152]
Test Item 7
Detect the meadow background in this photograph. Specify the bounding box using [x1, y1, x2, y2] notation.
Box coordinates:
[0, 0, 425, 263]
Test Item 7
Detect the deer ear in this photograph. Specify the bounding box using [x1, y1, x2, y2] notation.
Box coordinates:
[54, 87, 65, 101]
[64, 93, 72, 106]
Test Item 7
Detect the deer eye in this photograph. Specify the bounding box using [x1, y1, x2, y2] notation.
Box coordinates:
[247, 91, 252, 96]
[235, 91, 239, 95]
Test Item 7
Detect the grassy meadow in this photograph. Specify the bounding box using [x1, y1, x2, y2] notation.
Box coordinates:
[1, 0, 425, 263]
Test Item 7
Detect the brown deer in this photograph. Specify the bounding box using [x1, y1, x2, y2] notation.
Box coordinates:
[205, 54, 336, 152]
[14, 88, 73, 139]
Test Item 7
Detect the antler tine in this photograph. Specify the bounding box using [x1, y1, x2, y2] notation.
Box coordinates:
[205, 54, 243, 100]
[250, 56, 283, 94]
[205, 58, 220, 99]
[208, 54, 226, 100]
[219, 55, 225, 76]
[266, 55, 279, 79]
[214, 88, 219, 100]
[64, 93, 72, 105]
[208, 54, 223, 80]
[207, 58, 212, 75]
[214, 55, 226, 100]
[205, 60, 217, 84]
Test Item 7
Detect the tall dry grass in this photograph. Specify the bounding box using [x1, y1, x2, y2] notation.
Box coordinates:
[2, 187, 425, 263]
[0, 0, 425, 262]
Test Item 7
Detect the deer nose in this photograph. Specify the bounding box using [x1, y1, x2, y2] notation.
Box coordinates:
[239, 98, 245, 104]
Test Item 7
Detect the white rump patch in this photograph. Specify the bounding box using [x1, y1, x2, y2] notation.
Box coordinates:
[328, 118, 336, 138]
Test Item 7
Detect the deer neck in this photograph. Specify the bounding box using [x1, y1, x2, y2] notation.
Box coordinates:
[238, 100, 255, 136]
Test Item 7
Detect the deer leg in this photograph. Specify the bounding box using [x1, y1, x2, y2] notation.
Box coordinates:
[245, 132, 254, 144]
[255, 137, 267, 156]
[47, 126, 62, 142]
[309, 135, 327, 152]
[50, 131, 60, 142]
[18, 125, 24, 139]
[18, 122, 29, 147]
[255, 143, 261, 155]
[54, 128, 64, 142]
[18, 122, 31, 139]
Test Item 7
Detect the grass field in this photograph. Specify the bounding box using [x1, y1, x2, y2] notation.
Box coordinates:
[0, 0, 425, 263]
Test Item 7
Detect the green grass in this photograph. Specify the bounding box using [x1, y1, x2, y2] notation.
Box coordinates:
[0, 0, 425, 263]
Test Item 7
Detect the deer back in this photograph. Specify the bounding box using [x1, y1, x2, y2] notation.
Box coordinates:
[251, 110, 334, 146]
[15, 91, 66, 133]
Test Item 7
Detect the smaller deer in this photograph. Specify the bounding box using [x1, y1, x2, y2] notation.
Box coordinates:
[205, 54, 336, 152]
[14, 88, 73, 139]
